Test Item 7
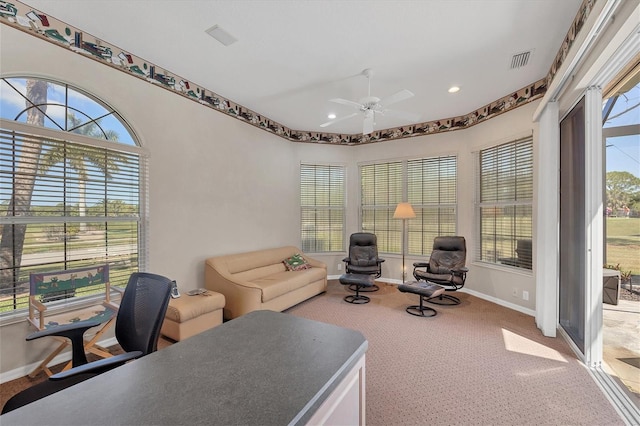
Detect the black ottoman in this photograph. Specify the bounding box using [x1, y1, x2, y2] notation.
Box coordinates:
[397, 281, 445, 317]
[339, 274, 375, 304]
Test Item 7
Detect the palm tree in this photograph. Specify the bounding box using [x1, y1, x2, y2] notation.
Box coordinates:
[38, 114, 125, 232]
[0, 79, 47, 289]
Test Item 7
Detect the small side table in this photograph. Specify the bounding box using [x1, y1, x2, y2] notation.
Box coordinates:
[339, 274, 376, 304]
[398, 281, 445, 317]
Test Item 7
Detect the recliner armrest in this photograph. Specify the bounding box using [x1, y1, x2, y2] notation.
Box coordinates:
[49, 351, 143, 381]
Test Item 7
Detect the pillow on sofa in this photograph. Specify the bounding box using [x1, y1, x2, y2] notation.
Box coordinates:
[283, 253, 311, 271]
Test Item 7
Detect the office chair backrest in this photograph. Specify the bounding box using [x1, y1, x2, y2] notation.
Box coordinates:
[115, 272, 172, 355]
[430, 236, 466, 273]
[349, 233, 379, 266]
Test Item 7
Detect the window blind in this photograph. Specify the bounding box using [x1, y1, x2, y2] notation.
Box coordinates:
[300, 164, 345, 252]
[476, 137, 533, 269]
[360, 157, 457, 255]
[360, 162, 403, 253]
[0, 128, 141, 313]
[407, 156, 457, 256]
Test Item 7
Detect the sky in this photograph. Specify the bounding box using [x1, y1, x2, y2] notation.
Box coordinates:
[604, 83, 640, 177]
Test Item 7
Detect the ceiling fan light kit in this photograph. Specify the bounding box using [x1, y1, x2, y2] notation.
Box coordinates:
[320, 68, 419, 135]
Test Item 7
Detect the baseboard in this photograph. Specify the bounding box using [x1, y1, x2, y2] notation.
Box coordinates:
[460, 288, 535, 317]
[0, 336, 118, 384]
[328, 275, 536, 317]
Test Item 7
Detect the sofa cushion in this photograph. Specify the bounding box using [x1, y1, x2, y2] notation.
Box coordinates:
[253, 267, 326, 302]
[283, 253, 311, 271]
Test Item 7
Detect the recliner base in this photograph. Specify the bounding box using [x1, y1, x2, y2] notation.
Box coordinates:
[348, 283, 379, 293]
[425, 293, 460, 305]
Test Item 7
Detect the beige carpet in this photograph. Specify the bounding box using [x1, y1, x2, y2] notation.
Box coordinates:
[286, 281, 623, 425]
[1, 281, 624, 424]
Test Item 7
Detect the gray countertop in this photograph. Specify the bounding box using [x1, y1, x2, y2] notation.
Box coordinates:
[1, 310, 368, 426]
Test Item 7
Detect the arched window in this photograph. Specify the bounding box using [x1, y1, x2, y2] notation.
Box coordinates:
[0, 77, 146, 317]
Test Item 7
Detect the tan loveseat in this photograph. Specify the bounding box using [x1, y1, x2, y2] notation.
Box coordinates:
[205, 246, 327, 320]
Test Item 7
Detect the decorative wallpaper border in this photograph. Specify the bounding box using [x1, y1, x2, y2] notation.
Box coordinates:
[0, 0, 597, 145]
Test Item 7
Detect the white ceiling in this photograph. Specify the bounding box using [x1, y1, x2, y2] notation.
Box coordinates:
[24, 0, 583, 135]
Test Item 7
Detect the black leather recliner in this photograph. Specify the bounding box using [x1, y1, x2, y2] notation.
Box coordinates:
[343, 232, 385, 278]
[413, 236, 468, 305]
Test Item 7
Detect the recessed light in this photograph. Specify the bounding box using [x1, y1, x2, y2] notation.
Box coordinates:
[205, 25, 238, 46]
[328, 113, 336, 119]
[448, 86, 460, 93]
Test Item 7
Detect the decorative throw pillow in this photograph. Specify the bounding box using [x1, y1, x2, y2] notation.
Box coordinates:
[283, 253, 311, 271]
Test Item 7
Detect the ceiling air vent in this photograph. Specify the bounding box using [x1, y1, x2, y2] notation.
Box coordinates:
[205, 25, 238, 47]
[510, 51, 531, 69]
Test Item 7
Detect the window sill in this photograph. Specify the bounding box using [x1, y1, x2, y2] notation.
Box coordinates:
[471, 260, 533, 277]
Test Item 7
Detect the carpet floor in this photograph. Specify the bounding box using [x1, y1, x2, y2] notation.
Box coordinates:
[1, 280, 625, 425]
[285, 281, 623, 425]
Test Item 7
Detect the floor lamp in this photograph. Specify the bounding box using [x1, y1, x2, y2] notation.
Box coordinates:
[393, 202, 415, 283]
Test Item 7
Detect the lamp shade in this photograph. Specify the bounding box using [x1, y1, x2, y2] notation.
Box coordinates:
[393, 202, 416, 219]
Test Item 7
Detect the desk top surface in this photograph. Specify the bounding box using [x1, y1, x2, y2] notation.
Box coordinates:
[2, 310, 368, 426]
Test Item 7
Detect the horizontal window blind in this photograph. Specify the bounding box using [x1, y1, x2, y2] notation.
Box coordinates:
[361, 157, 457, 255]
[407, 156, 457, 256]
[0, 128, 141, 313]
[360, 162, 403, 253]
[476, 137, 533, 270]
[300, 164, 345, 252]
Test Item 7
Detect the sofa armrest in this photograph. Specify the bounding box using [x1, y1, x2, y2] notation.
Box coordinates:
[205, 261, 264, 320]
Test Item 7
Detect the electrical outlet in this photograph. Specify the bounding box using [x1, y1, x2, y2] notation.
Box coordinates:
[337, 263, 342, 271]
[512, 288, 518, 297]
[522, 290, 529, 301]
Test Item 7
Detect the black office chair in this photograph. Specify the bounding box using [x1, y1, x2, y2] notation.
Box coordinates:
[342, 232, 385, 292]
[412, 236, 468, 305]
[2, 272, 172, 414]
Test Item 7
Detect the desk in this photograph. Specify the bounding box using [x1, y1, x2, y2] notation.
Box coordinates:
[1, 310, 368, 425]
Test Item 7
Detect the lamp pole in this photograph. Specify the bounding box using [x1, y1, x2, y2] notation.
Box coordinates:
[393, 202, 416, 283]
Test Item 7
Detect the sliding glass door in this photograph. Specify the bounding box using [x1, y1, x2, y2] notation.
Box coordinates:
[559, 97, 586, 354]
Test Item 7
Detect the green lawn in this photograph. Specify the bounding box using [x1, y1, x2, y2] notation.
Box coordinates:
[606, 217, 640, 275]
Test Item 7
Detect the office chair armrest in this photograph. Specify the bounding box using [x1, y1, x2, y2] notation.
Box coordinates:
[26, 320, 102, 341]
[342, 257, 351, 263]
[413, 262, 429, 268]
[452, 267, 469, 274]
[377, 258, 385, 263]
[49, 351, 143, 381]
[27, 320, 103, 367]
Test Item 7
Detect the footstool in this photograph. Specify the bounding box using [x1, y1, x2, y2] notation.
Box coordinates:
[397, 281, 445, 317]
[161, 291, 225, 341]
[339, 274, 375, 304]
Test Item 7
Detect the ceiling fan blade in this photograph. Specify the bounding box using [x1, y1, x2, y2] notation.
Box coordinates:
[378, 89, 414, 108]
[329, 98, 363, 110]
[362, 112, 374, 134]
[320, 112, 359, 128]
[383, 109, 421, 122]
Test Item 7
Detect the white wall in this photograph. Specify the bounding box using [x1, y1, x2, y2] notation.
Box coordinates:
[0, 26, 302, 374]
[299, 102, 539, 309]
[0, 23, 538, 377]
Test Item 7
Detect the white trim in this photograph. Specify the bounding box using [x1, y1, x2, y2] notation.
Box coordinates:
[534, 101, 560, 337]
[533, 0, 623, 121]
[460, 287, 535, 317]
[589, 366, 640, 426]
[0, 119, 147, 155]
[584, 87, 604, 368]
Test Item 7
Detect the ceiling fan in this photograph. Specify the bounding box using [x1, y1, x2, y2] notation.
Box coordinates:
[320, 68, 420, 135]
